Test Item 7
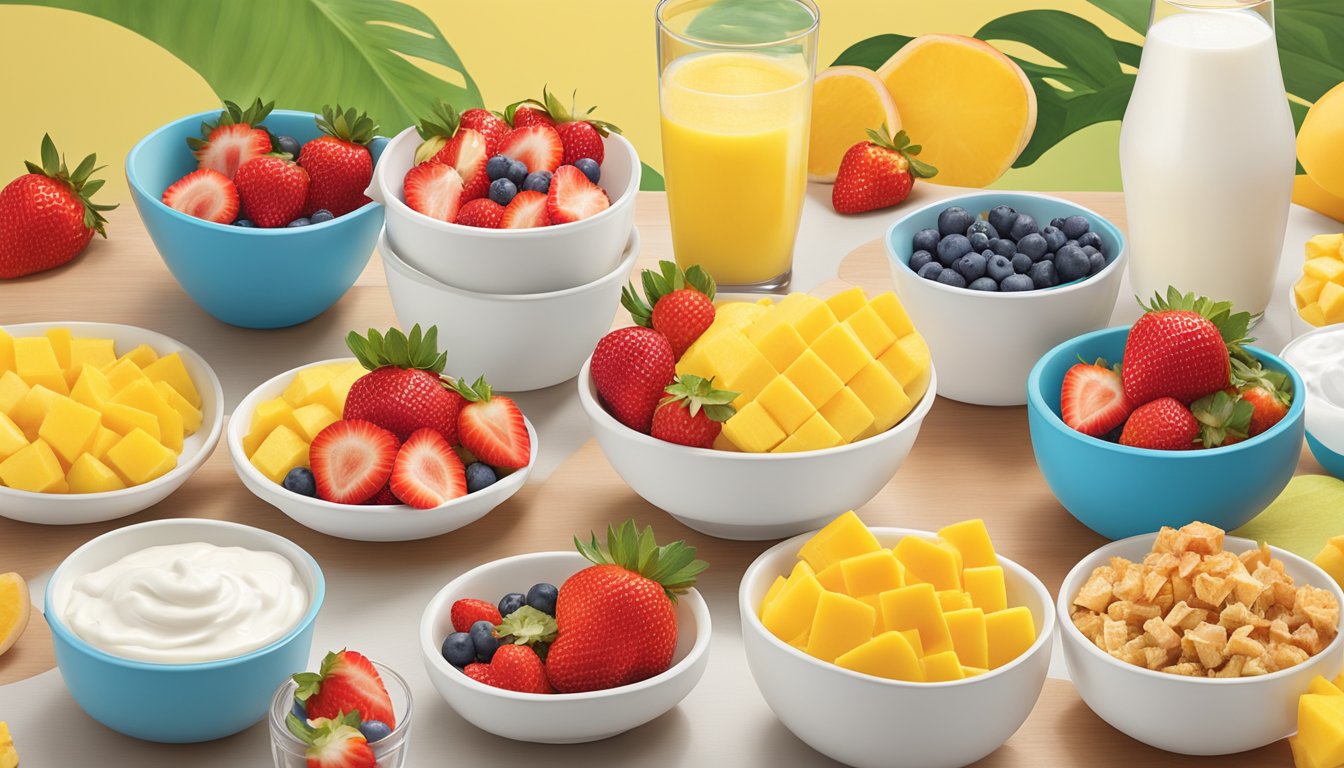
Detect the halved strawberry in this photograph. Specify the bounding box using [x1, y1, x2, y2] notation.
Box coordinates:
[547, 165, 610, 224]
[161, 169, 239, 224]
[187, 98, 274, 179]
[294, 649, 397, 728]
[403, 162, 463, 223]
[286, 712, 376, 768]
[454, 376, 531, 469]
[456, 198, 505, 228]
[500, 190, 550, 229]
[497, 125, 564, 174]
[1060, 359, 1133, 437]
[438, 128, 490, 201]
[309, 420, 398, 504]
[389, 428, 467, 509]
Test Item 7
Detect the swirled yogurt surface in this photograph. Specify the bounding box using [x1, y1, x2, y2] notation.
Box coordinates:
[59, 541, 308, 663]
[1282, 327, 1344, 456]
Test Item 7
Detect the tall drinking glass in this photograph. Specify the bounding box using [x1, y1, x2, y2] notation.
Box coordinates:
[656, 0, 819, 292]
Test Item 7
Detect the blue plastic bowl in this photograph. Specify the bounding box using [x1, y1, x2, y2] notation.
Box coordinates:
[44, 519, 324, 743]
[126, 110, 386, 328]
[1027, 326, 1305, 540]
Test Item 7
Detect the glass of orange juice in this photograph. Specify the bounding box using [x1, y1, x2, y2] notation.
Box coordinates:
[656, 0, 819, 292]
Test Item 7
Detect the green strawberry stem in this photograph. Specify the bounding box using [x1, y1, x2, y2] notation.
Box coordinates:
[496, 605, 558, 646]
[504, 87, 622, 135]
[316, 104, 378, 147]
[187, 97, 276, 153]
[452, 374, 498, 403]
[1191, 390, 1253, 448]
[346, 324, 447, 375]
[25, 134, 117, 236]
[286, 710, 362, 746]
[658, 374, 738, 422]
[1137, 287, 1261, 366]
[621, 260, 716, 328]
[414, 100, 462, 163]
[574, 520, 708, 602]
[866, 124, 937, 179]
[1231, 357, 1293, 405]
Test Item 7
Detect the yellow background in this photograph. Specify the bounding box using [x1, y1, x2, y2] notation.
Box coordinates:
[0, 1, 1138, 201]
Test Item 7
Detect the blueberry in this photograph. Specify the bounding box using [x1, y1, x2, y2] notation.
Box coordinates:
[290, 698, 307, 721]
[988, 205, 1017, 235]
[935, 234, 972, 267]
[1062, 215, 1091, 240]
[937, 206, 974, 238]
[966, 219, 998, 239]
[1017, 232, 1048, 261]
[986, 254, 1014, 282]
[503, 159, 528, 187]
[522, 170, 552, 193]
[1077, 231, 1103, 249]
[359, 720, 392, 743]
[1028, 260, 1059, 289]
[990, 238, 1016, 258]
[441, 632, 476, 667]
[234, 219, 255, 227]
[1041, 225, 1066, 253]
[276, 135, 301, 158]
[574, 158, 601, 184]
[968, 276, 999, 291]
[498, 592, 526, 617]
[917, 262, 943, 281]
[488, 178, 518, 206]
[1000, 273, 1035, 292]
[486, 155, 512, 181]
[954, 251, 988, 282]
[465, 462, 498, 494]
[1008, 213, 1038, 241]
[1082, 245, 1100, 257]
[1088, 251, 1107, 275]
[469, 620, 498, 662]
[286, 218, 311, 228]
[310, 209, 334, 224]
[1049, 217, 1067, 230]
[1055, 245, 1090, 282]
[282, 467, 317, 497]
[909, 250, 933, 272]
[967, 231, 990, 252]
[1011, 253, 1033, 274]
[935, 268, 967, 289]
[912, 228, 941, 253]
[526, 583, 559, 616]
[1064, 239, 1079, 249]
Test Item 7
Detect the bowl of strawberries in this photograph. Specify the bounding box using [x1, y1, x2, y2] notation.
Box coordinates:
[367, 90, 639, 295]
[1028, 288, 1305, 540]
[227, 325, 536, 542]
[418, 520, 712, 743]
[127, 100, 386, 329]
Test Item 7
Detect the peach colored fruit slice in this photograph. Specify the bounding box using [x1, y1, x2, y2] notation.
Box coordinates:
[1299, 81, 1344, 199]
[876, 34, 1036, 188]
[1295, 174, 1344, 224]
[809, 66, 902, 183]
[0, 572, 29, 657]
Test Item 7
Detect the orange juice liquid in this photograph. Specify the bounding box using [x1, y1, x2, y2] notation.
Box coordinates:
[660, 51, 811, 287]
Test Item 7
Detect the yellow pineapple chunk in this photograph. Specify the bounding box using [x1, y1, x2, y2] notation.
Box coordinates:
[937, 518, 998, 568]
[755, 376, 815, 434]
[963, 565, 1008, 613]
[839, 549, 904, 596]
[0, 439, 65, 492]
[248, 425, 309, 484]
[310, 363, 366, 415]
[155, 381, 203, 434]
[824, 286, 868, 321]
[798, 510, 881, 571]
[9, 385, 61, 441]
[0, 371, 29, 416]
[0, 413, 27, 462]
[44, 328, 73, 372]
[117, 343, 159, 369]
[721, 401, 785, 453]
[88, 426, 120, 459]
[1298, 694, 1344, 768]
[103, 358, 149, 393]
[141, 353, 201, 409]
[819, 387, 875, 444]
[283, 365, 340, 407]
[244, 397, 300, 457]
[836, 631, 924, 681]
[895, 535, 962, 591]
[985, 606, 1037, 669]
[70, 364, 114, 410]
[879, 583, 954, 655]
[37, 396, 103, 465]
[805, 591, 876, 662]
[921, 651, 966, 682]
[761, 564, 824, 641]
[773, 412, 842, 453]
[291, 403, 339, 443]
[13, 336, 67, 395]
[105, 427, 177, 486]
[67, 453, 127, 494]
[100, 402, 161, 441]
[784, 349, 844, 408]
[65, 337, 115, 386]
[944, 607, 989, 669]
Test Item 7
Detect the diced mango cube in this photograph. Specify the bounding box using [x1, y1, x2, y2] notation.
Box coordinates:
[784, 349, 845, 408]
[88, 426, 119, 459]
[13, 337, 67, 395]
[810, 323, 872, 384]
[964, 565, 1008, 613]
[38, 396, 102, 465]
[244, 397, 300, 457]
[248, 424, 309, 485]
[985, 606, 1036, 669]
[311, 363, 366, 414]
[900, 628, 924, 657]
[815, 560, 847, 592]
[895, 535, 962, 591]
[880, 333, 932, 404]
[721, 401, 786, 453]
[794, 303, 840, 345]
[1309, 675, 1344, 697]
[1298, 276, 1327, 308]
[66, 453, 127, 494]
[282, 365, 339, 407]
[759, 575, 788, 617]
[843, 303, 898, 357]
[291, 403, 339, 443]
[0, 413, 26, 462]
[938, 519, 998, 568]
[1297, 694, 1344, 768]
[721, 355, 777, 412]
[0, 329, 12, 374]
[798, 510, 882, 571]
[848, 362, 912, 439]
[755, 376, 815, 434]
[1289, 735, 1324, 768]
[1314, 538, 1344, 589]
[699, 332, 768, 386]
[103, 358, 149, 393]
[1321, 282, 1344, 324]
[805, 591, 876, 662]
[1307, 233, 1344, 260]
[118, 343, 159, 368]
[839, 550, 904, 597]
[752, 322, 807, 372]
[70, 365, 114, 410]
[65, 337, 115, 386]
[824, 287, 868, 321]
[0, 439, 65, 492]
[100, 402, 160, 441]
[105, 428, 177, 486]
[0, 371, 29, 416]
[109, 380, 181, 452]
[868, 292, 915, 337]
[155, 381, 202, 434]
[944, 607, 989, 669]
[44, 328, 73, 371]
[835, 630, 924, 682]
[921, 651, 966, 682]
[9, 385, 61, 441]
[937, 590, 973, 612]
[762, 567, 824, 642]
[1306, 257, 1344, 283]
[879, 583, 954, 655]
[748, 293, 819, 341]
[774, 412, 842, 453]
[819, 387, 874, 444]
[141, 353, 201, 409]
[714, 301, 769, 332]
[1301, 303, 1329, 327]
[156, 405, 184, 454]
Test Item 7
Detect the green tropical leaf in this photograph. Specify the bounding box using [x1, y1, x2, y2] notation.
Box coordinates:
[0, 0, 483, 134]
[1278, 0, 1344, 102]
[681, 0, 815, 46]
[641, 163, 665, 192]
[1083, 0, 1148, 35]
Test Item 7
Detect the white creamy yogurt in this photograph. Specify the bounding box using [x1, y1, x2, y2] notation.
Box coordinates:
[59, 541, 308, 664]
[1282, 327, 1344, 456]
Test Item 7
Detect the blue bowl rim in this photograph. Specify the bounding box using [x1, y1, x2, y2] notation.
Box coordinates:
[43, 518, 326, 671]
[1027, 325, 1306, 458]
[883, 191, 1129, 300]
[125, 108, 384, 235]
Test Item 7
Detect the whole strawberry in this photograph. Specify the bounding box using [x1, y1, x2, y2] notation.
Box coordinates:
[299, 105, 378, 216]
[488, 644, 553, 694]
[286, 712, 376, 768]
[1119, 391, 1251, 450]
[1122, 288, 1254, 405]
[234, 156, 309, 228]
[591, 327, 676, 433]
[510, 88, 621, 165]
[294, 649, 397, 728]
[0, 135, 116, 278]
[414, 101, 490, 200]
[343, 324, 465, 443]
[451, 598, 503, 633]
[546, 520, 707, 693]
[651, 375, 738, 448]
[503, 100, 557, 129]
[187, 98, 274, 179]
[832, 125, 937, 215]
[1231, 358, 1292, 436]
[621, 260, 716, 359]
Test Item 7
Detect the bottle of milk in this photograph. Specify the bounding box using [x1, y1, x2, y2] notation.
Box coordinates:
[1120, 0, 1295, 316]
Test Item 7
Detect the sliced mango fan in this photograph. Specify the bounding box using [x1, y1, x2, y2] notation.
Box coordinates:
[574, 519, 709, 601]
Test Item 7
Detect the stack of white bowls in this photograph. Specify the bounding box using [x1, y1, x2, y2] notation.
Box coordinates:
[366, 127, 642, 391]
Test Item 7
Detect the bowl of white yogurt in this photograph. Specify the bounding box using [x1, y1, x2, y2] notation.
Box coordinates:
[1283, 326, 1344, 480]
[43, 518, 324, 743]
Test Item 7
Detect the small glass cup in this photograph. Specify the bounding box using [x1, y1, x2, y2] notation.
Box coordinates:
[268, 661, 413, 768]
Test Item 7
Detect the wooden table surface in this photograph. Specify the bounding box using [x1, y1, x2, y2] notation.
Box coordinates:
[0, 191, 1318, 766]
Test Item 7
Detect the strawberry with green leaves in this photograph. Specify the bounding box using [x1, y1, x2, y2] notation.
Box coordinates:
[651, 375, 738, 448]
[414, 101, 491, 201]
[294, 649, 397, 728]
[453, 376, 531, 469]
[1231, 358, 1292, 436]
[832, 125, 937, 215]
[621, 260, 717, 359]
[507, 88, 622, 165]
[1122, 288, 1256, 405]
[344, 325, 464, 444]
[300, 105, 378, 216]
[187, 98, 274, 179]
[1119, 390, 1251, 450]
[234, 155, 309, 228]
[591, 327, 677, 433]
[286, 712, 376, 768]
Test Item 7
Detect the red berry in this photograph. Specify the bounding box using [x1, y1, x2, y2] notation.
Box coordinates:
[450, 598, 503, 633]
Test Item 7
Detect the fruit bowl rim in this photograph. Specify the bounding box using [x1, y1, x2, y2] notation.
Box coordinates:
[1027, 325, 1306, 458]
[418, 549, 713, 700]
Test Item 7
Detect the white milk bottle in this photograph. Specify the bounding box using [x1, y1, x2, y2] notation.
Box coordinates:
[1120, 0, 1295, 315]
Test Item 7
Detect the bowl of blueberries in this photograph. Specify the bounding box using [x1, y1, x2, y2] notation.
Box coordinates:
[884, 192, 1127, 406]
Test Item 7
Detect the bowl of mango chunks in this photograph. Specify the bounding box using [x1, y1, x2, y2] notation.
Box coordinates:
[738, 513, 1055, 768]
[0, 322, 223, 525]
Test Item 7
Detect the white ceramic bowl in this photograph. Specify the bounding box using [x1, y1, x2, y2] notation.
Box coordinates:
[576, 358, 937, 540]
[1058, 532, 1344, 755]
[368, 125, 639, 295]
[418, 550, 711, 743]
[885, 192, 1127, 406]
[740, 527, 1055, 768]
[228, 359, 535, 542]
[0, 322, 224, 525]
[380, 227, 638, 392]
